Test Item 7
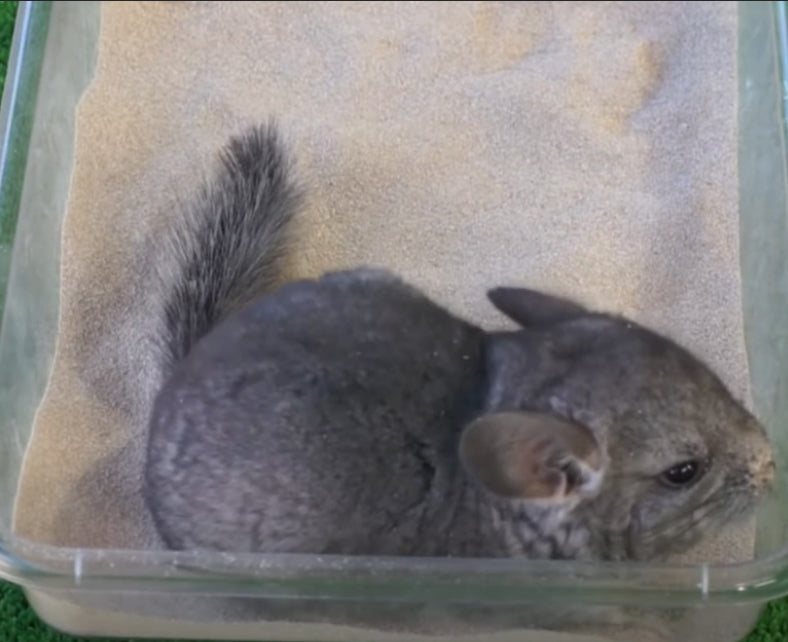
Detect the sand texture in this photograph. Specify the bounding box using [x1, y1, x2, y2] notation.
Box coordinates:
[10, 0, 751, 636]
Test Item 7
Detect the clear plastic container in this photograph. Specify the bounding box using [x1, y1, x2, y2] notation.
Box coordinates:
[0, 2, 787, 641]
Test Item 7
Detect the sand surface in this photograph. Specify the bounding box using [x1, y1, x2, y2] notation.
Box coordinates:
[11, 0, 750, 636]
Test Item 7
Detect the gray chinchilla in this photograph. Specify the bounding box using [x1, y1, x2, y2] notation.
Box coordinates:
[144, 124, 775, 561]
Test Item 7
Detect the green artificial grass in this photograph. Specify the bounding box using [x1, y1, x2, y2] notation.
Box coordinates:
[0, 3, 15, 95]
[0, 2, 784, 641]
[747, 599, 788, 641]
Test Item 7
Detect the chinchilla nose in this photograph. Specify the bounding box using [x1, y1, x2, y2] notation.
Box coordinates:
[757, 457, 776, 491]
[742, 416, 775, 492]
[750, 451, 776, 493]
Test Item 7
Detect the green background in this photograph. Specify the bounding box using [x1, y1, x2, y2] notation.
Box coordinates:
[0, 1, 784, 640]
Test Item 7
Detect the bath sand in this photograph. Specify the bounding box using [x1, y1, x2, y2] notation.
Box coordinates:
[12, 0, 749, 636]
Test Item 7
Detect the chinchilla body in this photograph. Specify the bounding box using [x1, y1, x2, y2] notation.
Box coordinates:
[145, 125, 775, 562]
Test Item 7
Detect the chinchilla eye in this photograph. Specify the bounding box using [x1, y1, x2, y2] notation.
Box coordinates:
[660, 460, 701, 487]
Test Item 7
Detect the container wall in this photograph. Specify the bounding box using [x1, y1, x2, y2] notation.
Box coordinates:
[0, 0, 100, 532]
[0, 2, 784, 642]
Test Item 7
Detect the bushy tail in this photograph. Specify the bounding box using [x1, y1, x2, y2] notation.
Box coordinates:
[158, 124, 302, 371]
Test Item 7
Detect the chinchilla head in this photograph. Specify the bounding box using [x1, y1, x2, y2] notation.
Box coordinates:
[458, 288, 775, 560]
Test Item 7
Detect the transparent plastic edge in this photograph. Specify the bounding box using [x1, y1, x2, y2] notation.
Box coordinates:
[778, 1, 788, 136]
[0, 0, 51, 319]
[2, 542, 788, 608]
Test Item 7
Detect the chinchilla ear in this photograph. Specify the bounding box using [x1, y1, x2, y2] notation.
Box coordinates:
[459, 411, 603, 504]
[487, 287, 587, 328]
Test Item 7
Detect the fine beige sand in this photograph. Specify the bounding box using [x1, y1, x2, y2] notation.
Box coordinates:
[11, 0, 751, 637]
